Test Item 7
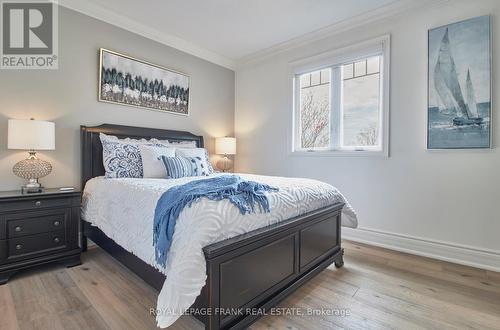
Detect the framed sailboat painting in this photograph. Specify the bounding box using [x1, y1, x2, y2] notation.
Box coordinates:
[428, 16, 491, 149]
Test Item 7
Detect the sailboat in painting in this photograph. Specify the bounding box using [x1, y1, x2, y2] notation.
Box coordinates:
[434, 28, 483, 126]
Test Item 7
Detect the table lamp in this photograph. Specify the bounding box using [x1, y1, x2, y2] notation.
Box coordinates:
[8, 119, 55, 193]
[215, 137, 236, 172]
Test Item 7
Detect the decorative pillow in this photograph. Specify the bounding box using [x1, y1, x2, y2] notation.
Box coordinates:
[160, 156, 195, 179]
[176, 148, 214, 174]
[139, 145, 176, 178]
[101, 140, 144, 178]
[159, 156, 210, 179]
[189, 156, 211, 176]
[99, 134, 203, 178]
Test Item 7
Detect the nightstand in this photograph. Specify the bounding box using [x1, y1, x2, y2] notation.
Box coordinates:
[0, 188, 82, 284]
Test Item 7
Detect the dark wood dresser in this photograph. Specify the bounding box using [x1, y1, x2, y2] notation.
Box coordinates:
[0, 189, 82, 284]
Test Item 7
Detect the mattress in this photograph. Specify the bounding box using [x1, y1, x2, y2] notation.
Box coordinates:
[81, 173, 357, 327]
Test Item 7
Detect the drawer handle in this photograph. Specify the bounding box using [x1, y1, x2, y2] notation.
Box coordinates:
[15, 226, 23, 232]
[53, 237, 60, 244]
[35, 201, 42, 207]
[53, 221, 61, 227]
[15, 244, 23, 250]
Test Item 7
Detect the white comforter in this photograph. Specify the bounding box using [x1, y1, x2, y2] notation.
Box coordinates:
[81, 173, 357, 328]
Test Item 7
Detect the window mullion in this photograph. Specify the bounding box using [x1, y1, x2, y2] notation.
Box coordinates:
[330, 66, 342, 150]
[294, 75, 302, 150]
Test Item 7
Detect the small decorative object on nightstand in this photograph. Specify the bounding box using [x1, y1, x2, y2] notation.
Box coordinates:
[215, 137, 236, 172]
[8, 119, 55, 193]
[0, 188, 81, 284]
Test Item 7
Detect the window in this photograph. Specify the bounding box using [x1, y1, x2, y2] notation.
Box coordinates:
[342, 56, 380, 148]
[292, 36, 389, 155]
[298, 69, 331, 149]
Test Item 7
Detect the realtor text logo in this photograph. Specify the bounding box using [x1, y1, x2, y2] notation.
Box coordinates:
[1, 1, 58, 69]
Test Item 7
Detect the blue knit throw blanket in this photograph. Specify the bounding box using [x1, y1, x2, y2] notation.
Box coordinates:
[153, 175, 278, 267]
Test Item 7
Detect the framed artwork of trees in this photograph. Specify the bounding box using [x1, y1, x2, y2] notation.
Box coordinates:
[99, 48, 190, 115]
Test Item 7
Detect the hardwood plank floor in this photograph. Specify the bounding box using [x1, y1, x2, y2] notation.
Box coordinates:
[1, 240, 499, 330]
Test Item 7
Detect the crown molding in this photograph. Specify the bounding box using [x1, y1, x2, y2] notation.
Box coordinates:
[53, 0, 237, 70]
[54, 0, 449, 71]
[237, 0, 448, 68]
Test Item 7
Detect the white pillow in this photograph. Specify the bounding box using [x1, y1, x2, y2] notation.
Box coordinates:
[176, 148, 214, 174]
[164, 140, 197, 148]
[139, 145, 176, 178]
[100, 133, 196, 147]
[100, 133, 151, 145]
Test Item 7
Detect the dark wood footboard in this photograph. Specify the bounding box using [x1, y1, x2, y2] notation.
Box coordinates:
[82, 202, 344, 330]
[194, 203, 344, 329]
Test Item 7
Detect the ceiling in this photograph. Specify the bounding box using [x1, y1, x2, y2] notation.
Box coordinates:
[59, 0, 429, 69]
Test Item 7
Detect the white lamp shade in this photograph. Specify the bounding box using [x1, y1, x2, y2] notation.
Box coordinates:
[8, 119, 55, 150]
[215, 137, 236, 155]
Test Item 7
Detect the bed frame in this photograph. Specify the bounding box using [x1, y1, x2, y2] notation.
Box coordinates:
[81, 124, 344, 330]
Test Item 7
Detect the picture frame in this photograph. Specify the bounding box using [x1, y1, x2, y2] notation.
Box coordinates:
[427, 16, 491, 149]
[99, 48, 190, 116]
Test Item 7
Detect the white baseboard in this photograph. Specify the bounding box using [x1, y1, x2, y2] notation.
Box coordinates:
[343, 227, 500, 273]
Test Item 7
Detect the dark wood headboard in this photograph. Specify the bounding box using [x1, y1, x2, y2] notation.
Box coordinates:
[81, 124, 204, 188]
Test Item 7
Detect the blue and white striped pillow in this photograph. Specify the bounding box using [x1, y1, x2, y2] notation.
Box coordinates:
[160, 156, 209, 179]
[161, 156, 192, 179]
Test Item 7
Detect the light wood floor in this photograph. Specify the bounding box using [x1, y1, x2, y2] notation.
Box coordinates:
[1, 240, 500, 330]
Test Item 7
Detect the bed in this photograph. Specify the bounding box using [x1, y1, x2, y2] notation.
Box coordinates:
[80, 124, 357, 329]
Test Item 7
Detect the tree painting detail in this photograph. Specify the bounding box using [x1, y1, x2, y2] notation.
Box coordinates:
[428, 16, 491, 149]
[99, 49, 189, 115]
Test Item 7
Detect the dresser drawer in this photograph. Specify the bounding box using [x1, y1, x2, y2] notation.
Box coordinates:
[0, 190, 81, 283]
[7, 211, 66, 238]
[0, 197, 74, 213]
[7, 231, 66, 259]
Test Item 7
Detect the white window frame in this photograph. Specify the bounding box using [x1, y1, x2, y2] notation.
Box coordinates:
[289, 35, 390, 157]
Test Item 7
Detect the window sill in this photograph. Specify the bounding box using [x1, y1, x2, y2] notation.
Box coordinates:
[290, 150, 388, 158]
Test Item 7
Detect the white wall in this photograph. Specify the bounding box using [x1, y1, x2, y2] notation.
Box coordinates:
[235, 0, 500, 270]
[0, 7, 235, 191]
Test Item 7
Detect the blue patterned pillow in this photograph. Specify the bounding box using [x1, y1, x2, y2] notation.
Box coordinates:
[204, 149, 215, 174]
[189, 156, 211, 176]
[102, 140, 144, 178]
[160, 156, 210, 179]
